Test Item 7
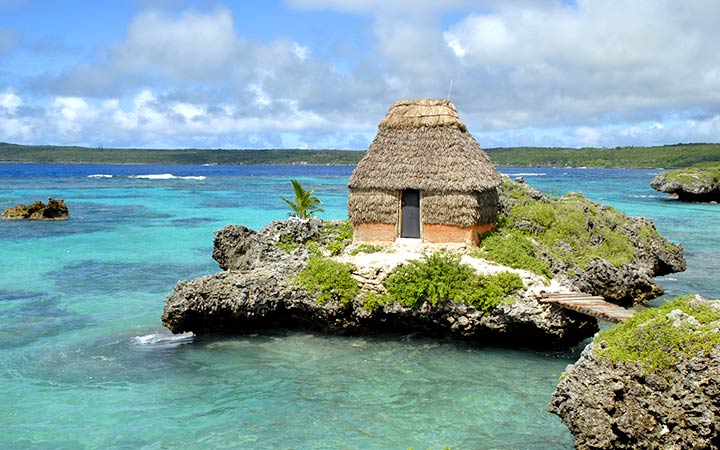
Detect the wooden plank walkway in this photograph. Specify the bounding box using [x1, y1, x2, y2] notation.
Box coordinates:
[538, 292, 635, 323]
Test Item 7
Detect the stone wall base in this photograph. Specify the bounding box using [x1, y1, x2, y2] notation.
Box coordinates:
[353, 222, 396, 243]
[353, 222, 495, 246]
[422, 222, 495, 246]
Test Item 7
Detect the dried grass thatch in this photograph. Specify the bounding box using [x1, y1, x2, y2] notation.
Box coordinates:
[348, 98, 501, 229]
[422, 190, 499, 227]
[348, 99, 501, 193]
[378, 98, 467, 131]
[347, 189, 398, 224]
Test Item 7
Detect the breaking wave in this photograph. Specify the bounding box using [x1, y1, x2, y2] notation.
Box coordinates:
[132, 331, 194, 348]
[129, 174, 206, 180]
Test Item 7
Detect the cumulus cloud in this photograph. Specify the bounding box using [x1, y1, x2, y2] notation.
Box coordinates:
[443, 0, 720, 128]
[114, 8, 239, 80]
[5, 1, 720, 148]
[0, 88, 22, 111]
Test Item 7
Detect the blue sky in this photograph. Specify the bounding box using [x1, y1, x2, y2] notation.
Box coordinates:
[1, 0, 719, 149]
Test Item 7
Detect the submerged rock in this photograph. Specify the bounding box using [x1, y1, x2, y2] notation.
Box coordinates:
[2, 197, 69, 220]
[549, 296, 720, 449]
[651, 167, 720, 202]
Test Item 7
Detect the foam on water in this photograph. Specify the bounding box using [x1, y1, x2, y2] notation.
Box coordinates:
[129, 173, 206, 180]
[132, 331, 194, 348]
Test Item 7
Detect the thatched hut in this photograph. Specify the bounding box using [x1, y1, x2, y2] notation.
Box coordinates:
[348, 98, 501, 245]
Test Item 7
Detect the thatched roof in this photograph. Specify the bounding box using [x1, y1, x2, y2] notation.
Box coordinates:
[348, 99, 501, 192]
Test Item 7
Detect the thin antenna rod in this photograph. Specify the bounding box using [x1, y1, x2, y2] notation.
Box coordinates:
[447, 79, 453, 101]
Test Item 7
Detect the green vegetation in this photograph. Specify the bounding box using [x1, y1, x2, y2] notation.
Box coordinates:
[281, 179, 324, 219]
[3, 141, 720, 168]
[305, 240, 322, 257]
[384, 251, 524, 311]
[0, 142, 364, 165]
[349, 243, 386, 256]
[486, 143, 720, 168]
[660, 166, 720, 185]
[595, 296, 720, 375]
[294, 256, 359, 304]
[475, 231, 553, 278]
[492, 178, 656, 269]
[275, 234, 301, 253]
[360, 292, 388, 312]
[321, 220, 353, 256]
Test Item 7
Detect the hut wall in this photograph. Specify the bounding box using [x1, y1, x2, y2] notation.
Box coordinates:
[423, 223, 495, 246]
[348, 189, 399, 224]
[421, 189, 499, 227]
[353, 222, 397, 243]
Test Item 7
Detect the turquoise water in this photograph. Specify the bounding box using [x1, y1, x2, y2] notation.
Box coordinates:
[1, 164, 717, 449]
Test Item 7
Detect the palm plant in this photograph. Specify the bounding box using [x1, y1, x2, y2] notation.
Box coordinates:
[281, 179, 324, 219]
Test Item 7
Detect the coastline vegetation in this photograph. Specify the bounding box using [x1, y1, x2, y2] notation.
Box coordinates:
[294, 256, 359, 304]
[659, 166, 720, 185]
[482, 178, 666, 273]
[2, 141, 720, 168]
[383, 252, 524, 311]
[595, 296, 720, 374]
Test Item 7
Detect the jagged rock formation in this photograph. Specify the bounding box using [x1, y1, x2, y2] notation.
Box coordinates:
[651, 167, 720, 202]
[549, 296, 720, 449]
[162, 217, 597, 347]
[499, 178, 685, 305]
[2, 198, 69, 220]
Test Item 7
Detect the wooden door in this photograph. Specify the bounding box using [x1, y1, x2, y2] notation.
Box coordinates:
[401, 189, 420, 238]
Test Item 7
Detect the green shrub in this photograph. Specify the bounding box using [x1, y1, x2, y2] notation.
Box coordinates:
[321, 220, 353, 255]
[275, 234, 300, 253]
[498, 183, 636, 269]
[305, 240, 322, 257]
[477, 231, 553, 278]
[384, 251, 524, 311]
[595, 296, 720, 374]
[294, 256, 359, 304]
[360, 292, 389, 311]
[349, 243, 385, 256]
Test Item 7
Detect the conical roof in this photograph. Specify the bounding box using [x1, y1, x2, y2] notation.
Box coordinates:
[348, 98, 501, 192]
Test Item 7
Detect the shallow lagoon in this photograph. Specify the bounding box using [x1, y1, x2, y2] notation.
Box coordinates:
[1, 164, 717, 449]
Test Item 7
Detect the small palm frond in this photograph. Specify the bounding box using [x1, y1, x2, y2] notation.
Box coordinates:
[282, 179, 324, 218]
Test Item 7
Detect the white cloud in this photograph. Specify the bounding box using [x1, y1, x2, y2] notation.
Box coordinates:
[0, 88, 22, 112]
[113, 8, 239, 80]
[293, 42, 310, 61]
[6, 2, 720, 148]
[443, 0, 720, 127]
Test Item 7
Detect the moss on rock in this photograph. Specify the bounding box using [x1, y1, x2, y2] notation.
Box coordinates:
[595, 295, 720, 374]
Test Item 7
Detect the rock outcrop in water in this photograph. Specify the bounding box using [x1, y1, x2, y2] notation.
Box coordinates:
[499, 178, 685, 306]
[162, 217, 598, 347]
[651, 167, 720, 202]
[549, 296, 720, 449]
[162, 178, 686, 345]
[2, 198, 69, 220]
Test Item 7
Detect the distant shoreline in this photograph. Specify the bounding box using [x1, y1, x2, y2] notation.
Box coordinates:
[1, 142, 719, 168]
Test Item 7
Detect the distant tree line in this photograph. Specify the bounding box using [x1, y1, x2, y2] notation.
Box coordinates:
[1, 141, 718, 168]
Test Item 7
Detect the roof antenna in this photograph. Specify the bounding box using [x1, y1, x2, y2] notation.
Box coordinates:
[447, 79, 453, 101]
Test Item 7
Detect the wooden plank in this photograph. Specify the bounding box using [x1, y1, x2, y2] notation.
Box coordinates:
[537, 292, 635, 323]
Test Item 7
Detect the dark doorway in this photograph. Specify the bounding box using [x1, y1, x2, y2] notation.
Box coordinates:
[401, 189, 421, 238]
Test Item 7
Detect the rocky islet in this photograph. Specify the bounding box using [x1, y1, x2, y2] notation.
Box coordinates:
[162, 178, 685, 347]
[2, 197, 69, 220]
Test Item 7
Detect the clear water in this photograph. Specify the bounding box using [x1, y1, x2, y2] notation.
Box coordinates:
[0, 164, 717, 449]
